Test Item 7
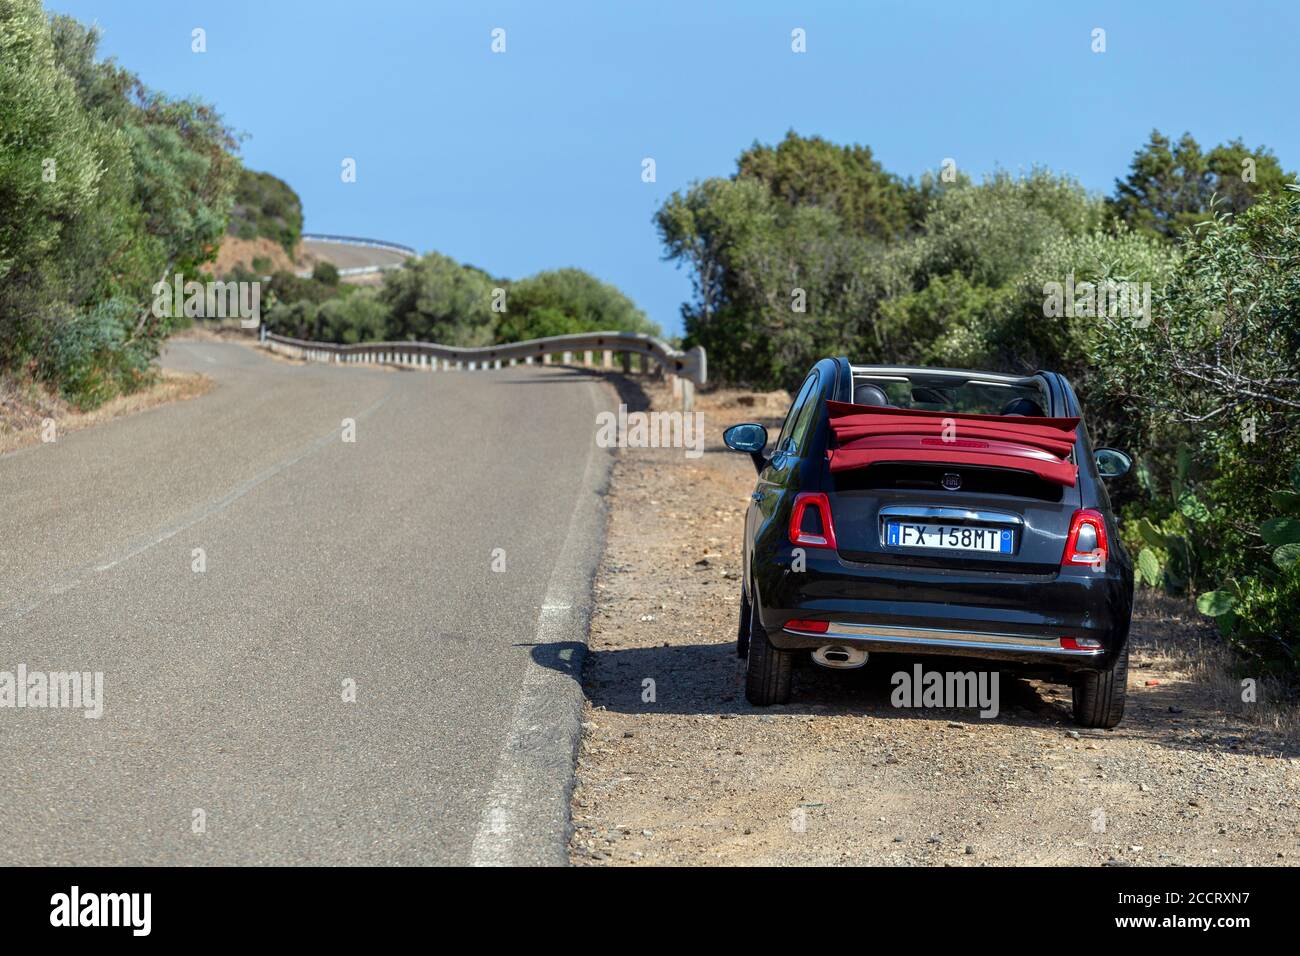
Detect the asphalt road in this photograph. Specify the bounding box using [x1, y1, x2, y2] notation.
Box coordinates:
[0, 340, 614, 865]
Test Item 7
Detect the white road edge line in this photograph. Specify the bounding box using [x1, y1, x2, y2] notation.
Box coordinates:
[469, 376, 608, 867]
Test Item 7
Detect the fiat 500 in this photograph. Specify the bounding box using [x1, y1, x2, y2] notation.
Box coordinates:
[724, 359, 1134, 728]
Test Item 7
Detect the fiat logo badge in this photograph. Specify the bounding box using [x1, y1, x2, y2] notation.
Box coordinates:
[942, 472, 962, 491]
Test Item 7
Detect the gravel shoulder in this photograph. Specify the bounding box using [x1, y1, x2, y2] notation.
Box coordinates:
[569, 381, 1300, 866]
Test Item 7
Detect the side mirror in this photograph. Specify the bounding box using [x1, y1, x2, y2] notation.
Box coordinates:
[724, 422, 768, 473]
[1095, 448, 1132, 479]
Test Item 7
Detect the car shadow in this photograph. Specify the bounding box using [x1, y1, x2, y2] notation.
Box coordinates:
[537, 638, 1072, 729]
[539, 637, 1300, 758]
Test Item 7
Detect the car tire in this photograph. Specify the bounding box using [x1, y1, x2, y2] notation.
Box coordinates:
[744, 603, 793, 706]
[1071, 643, 1128, 728]
[737, 588, 751, 659]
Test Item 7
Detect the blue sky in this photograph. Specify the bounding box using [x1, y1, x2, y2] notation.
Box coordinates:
[47, 0, 1300, 338]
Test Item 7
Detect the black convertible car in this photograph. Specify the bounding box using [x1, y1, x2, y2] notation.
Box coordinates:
[724, 359, 1135, 728]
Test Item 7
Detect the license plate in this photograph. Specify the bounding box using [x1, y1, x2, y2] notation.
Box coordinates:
[886, 522, 1013, 554]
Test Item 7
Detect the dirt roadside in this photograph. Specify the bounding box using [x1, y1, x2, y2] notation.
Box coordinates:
[569, 379, 1300, 866]
[0, 368, 212, 456]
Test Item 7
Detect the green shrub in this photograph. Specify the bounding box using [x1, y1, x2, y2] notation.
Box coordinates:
[42, 300, 151, 409]
[227, 169, 303, 254]
[2, 1, 239, 406]
[312, 261, 340, 286]
[1196, 464, 1300, 672]
[497, 268, 659, 343]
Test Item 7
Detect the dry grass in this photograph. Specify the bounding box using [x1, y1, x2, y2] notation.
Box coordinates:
[1130, 590, 1299, 737]
[0, 369, 213, 455]
[211, 235, 307, 277]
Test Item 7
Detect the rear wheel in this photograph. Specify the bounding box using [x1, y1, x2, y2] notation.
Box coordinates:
[1072, 643, 1128, 728]
[737, 588, 751, 658]
[745, 602, 793, 706]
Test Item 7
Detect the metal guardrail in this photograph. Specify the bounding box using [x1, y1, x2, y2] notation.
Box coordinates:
[261, 329, 707, 403]
[335, 265, 403, 276]
[294, 263, 404, 279]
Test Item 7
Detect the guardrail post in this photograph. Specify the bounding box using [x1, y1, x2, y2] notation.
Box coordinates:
[542, 354, 550, 366]
[620, 352, 631, 373]
[583, 350, 593, 367]
[682, 379, 695, 412]
[602, 349, 612, 369]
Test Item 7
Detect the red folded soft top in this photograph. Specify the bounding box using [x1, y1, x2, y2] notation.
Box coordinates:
[825, 400, 1080, 487]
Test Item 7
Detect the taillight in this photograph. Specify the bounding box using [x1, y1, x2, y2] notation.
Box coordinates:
[789, 492, 837, 549]
[1062, 508, 1108, 568]
[1060, 636, 1103, 651]
[785, 619, 829, 634]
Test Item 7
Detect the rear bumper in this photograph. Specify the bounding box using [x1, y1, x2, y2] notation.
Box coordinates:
[779, 621, 1104, 664]
[755, 548, 1132, 671]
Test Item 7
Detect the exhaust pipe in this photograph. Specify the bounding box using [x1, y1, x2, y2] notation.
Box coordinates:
[811, 644, 868, 670]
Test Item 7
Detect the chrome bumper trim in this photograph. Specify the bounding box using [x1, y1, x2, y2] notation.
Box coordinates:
[783, 621, 1104, 656]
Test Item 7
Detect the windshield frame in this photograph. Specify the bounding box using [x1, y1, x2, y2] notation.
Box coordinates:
[849, 366, 1054, 418]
